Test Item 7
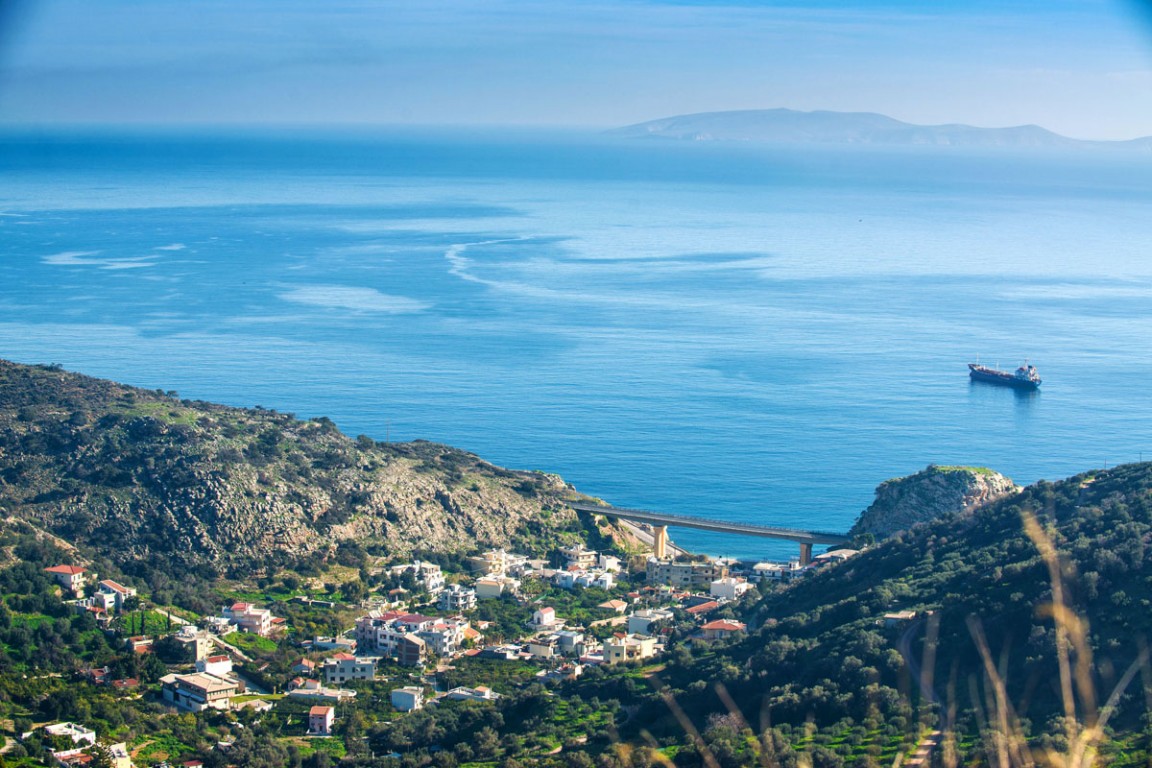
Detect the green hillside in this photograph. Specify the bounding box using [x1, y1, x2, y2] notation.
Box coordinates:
[374, 463, 1152, 767]
[0, 359, 602, 580]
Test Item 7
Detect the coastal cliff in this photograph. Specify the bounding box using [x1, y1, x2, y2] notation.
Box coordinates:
[849, 464, 1019, 539]
[0, 359, 603, 575]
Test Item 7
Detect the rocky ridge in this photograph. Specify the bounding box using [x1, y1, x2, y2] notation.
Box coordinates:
[849, 464, 1019, 539]
[0, 359, 604, 575]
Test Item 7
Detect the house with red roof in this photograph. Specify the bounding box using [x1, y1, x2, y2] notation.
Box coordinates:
[308, 705, 335, 736]
[699, 619, 747, 641]
[45, 565, 87, 593]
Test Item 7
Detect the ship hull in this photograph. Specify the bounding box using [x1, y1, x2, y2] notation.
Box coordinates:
[968, 364, 1041, 390]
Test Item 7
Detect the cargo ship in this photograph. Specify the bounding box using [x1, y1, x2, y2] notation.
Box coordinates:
[968, 361, 1041, 390]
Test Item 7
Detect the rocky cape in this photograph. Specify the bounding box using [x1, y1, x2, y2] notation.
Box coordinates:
[0, 359, 616, 575]
[850, 464, 1019, 540]
[611, 108, 1152, 150]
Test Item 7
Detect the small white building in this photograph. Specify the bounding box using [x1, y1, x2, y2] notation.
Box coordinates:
[391, 686, 425, 712]
[444, 685, 501, 702]
[750, 561, 802, 583]
[195, 654, 234, 677]
[532, 606, 557, 627]
[96, 579, 137, 611]
[43, 722, 97, 747]
[598, 553, 622, 573]
[709, 577, 753, 602]
[627, 608, 674, 636]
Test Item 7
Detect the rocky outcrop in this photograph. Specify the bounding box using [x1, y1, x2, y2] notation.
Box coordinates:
[849, 465, 1020, 540]
[0, 359, 603, 575]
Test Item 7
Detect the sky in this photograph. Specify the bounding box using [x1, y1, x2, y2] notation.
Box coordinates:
[1, 0, 1151, 139]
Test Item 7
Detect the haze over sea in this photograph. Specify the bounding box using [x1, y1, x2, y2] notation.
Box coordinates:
[3, 128, 1151, 561]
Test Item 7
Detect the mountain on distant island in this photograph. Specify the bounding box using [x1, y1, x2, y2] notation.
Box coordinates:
[612, 108, 1152, 149]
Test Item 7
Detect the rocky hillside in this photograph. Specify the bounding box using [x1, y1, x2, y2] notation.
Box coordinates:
[0, 359, 604, 575]
[849, 464, 1019, 539]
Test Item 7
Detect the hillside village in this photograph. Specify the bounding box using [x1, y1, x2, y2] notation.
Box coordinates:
[10, 525, 863, 767]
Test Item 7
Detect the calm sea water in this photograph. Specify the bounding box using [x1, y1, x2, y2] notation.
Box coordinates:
[2, 128, 1151, 561]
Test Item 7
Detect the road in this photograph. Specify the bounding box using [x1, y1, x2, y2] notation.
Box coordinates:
[896, 618, 944, 767]
[619, 518, 687, 558]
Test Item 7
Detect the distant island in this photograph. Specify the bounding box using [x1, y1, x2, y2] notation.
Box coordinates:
[611, 108, 1152, 149]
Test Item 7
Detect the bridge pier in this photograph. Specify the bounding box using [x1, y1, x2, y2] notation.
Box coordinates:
[653, 526, 669, 559]
[799, 542, 813, 567]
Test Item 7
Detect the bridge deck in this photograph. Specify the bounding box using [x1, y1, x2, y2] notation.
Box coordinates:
[568, 501, 849, 545]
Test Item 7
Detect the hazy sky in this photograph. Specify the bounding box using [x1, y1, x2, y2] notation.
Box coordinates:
[1, 0, 1151, 139]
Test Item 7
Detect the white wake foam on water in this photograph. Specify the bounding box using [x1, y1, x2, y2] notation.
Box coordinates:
[278, 285, 430, 314]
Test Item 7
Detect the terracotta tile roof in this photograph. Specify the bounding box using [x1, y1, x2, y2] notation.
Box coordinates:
[701, 620, 746, 632]
[45, 564, 85, 575]
[99, 579, 132, 594]
[686, 601, 720, 615]
[310, 705, 334, 716]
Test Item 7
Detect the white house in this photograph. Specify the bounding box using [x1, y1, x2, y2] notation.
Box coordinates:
[444, 686, 501, 702]
[195, 654, 234, 677]
[391, 686, 425, 712]
[532, 606, 557, 628]
[709, 577, 753, 602]
[44, 565, 87, 594]
[750, 561, 801, 582]
[96, 579, 137, 611]
[438, 584, 477, 612]
[222, 602, 274, 636]
[43, 722, 96, 747]
[627, 608, 674, 636]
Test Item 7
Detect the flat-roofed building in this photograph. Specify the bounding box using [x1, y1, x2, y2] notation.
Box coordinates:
[322, 653, 376, 684]
[391, 686, 425, 712]
[161, 672, 238, 712]
[438, 584, 477, 612]
[603, 634, 657, 665]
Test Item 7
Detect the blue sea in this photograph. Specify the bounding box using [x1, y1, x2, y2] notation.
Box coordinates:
[2, 127, 1151, 561]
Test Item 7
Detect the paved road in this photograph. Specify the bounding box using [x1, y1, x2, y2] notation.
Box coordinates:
[155, 608, 190, 627]
[211, 634, 254, 664]
[619, 519, 687, 558]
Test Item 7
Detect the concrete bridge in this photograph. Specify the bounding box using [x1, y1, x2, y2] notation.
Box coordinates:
[567, 501, 850, 565]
